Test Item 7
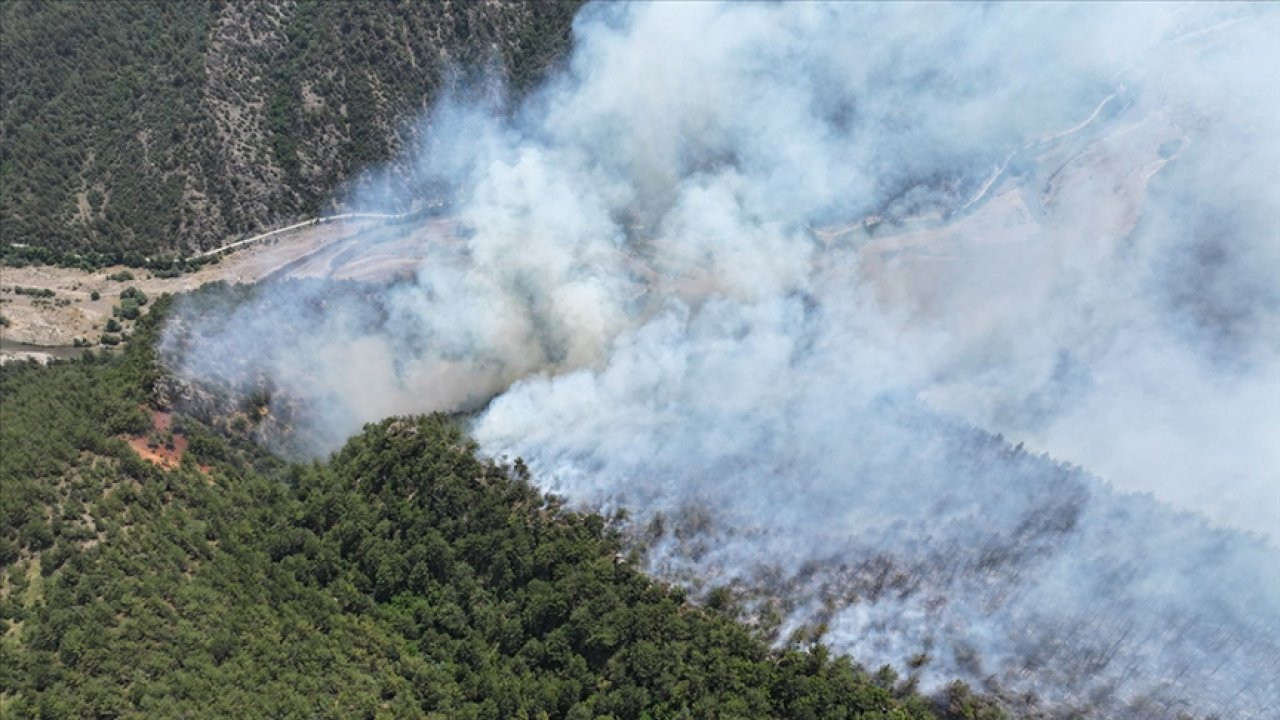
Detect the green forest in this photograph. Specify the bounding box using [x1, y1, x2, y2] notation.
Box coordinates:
[0, 303, 1003, 718]
[0, 0, 580, 263]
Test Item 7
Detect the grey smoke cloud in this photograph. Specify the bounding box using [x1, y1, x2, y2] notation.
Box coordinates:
[165, 2, 1280, 716]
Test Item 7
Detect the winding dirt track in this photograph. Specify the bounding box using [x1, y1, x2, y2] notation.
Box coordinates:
[190, 211, 412, 259]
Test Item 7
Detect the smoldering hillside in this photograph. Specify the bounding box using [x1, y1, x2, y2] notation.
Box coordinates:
[163, 3, 1280, 718]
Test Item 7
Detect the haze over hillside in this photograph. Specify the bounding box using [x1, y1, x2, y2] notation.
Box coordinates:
[6, 309, 982, 719]
[3, 2, 1278, 719]
[165, 3, 1280, 718]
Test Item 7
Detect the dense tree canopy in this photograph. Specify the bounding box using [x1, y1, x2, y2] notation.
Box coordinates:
[1, 0, 581, 262]
[0, 304, 1004, 719]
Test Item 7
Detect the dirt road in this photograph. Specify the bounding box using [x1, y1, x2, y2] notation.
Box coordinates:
[190, 211, 412, 259]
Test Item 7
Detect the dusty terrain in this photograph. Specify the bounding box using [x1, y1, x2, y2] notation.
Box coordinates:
[839, 103, 1187, 326]
[0, 216, 456, 362]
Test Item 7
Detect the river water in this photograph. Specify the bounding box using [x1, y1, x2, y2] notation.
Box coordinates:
[0, 337, 89, 360]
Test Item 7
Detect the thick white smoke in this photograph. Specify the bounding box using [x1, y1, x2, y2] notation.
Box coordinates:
[165, 3, 1280, 717]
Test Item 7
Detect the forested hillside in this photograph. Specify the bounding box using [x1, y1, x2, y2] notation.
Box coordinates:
[0, 0, 580, 263]
[0, 304, 1001, 719]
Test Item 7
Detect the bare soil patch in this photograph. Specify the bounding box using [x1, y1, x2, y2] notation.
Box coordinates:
[123, 408, 205, 473]
[0, 218, 383, 351]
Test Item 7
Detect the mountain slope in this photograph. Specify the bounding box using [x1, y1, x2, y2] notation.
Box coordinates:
[0, 0, 580, 261]
[0, 307, 991, 719]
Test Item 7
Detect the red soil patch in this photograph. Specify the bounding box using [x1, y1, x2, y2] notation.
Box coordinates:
[125, 434, 187, 470]
[124, 408, 201, 473]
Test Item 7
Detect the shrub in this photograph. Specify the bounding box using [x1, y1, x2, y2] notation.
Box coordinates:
[120, 286, 148, 305]
[14, 286, 55, 298]
[113, 301, 140, 320]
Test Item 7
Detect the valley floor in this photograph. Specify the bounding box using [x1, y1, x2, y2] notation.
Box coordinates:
[0, 215, 454, 361]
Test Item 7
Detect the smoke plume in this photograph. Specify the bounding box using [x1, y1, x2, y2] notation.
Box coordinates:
[165, 3, 1280, 717]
